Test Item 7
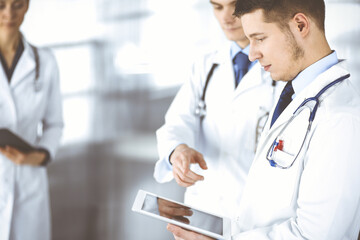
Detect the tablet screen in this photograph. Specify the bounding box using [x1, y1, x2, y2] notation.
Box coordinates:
[141, 194, 223, 235]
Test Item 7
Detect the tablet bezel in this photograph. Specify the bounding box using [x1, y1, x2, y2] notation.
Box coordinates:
[132, 189, 231, 239]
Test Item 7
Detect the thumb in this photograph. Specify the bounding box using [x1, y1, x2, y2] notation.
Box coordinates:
[195, 155, 208, 170]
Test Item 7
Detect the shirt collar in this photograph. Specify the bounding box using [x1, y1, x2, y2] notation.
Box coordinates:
[230, 41, 256, 68]
[230, 41, 250, 60]
[292, 51, 339, 98]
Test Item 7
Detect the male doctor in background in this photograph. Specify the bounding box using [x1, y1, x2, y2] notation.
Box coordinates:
[153, 0, 281, 219]
[167, 0, 360, 239]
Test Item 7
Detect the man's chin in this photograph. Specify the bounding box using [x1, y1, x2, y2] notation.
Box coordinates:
[270, 73, 280, 81]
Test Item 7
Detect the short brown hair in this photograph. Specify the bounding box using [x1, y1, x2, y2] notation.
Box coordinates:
[234, 0, 325, 32]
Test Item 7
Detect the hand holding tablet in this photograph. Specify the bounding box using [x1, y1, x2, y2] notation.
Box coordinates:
[0, 128, 35, 153]
[132, 190, 231, 239]
[0, 128, 47, 166]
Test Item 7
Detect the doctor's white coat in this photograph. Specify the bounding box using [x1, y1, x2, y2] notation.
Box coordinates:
[232, 61, 360, 239]
[0, 39, 63, 240]
[154, 42, 283, 218]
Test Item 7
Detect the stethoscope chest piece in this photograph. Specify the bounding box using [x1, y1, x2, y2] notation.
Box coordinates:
[195, 100, 206, 118]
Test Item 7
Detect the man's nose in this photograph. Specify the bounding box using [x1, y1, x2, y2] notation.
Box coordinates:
[249, 44, 261, 62]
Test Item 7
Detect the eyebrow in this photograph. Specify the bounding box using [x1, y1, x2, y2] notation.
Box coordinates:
[249, 33, 265, 38]
[209, 0, 236, 5]
[209, 0, 220, 5]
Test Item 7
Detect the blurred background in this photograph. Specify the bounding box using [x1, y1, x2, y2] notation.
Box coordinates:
[20, 0, 360, 239]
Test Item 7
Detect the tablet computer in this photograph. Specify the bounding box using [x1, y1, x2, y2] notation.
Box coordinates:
[132, 189, 231, 239]
[0, 128, 35, 153]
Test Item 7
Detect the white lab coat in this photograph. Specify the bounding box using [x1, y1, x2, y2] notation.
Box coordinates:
[232, 61, 360, 239]
[154, 42, 283, 218]
[0, 38, 63, 240]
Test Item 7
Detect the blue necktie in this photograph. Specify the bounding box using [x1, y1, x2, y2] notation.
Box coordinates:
[233, 52, 251, 87]
[270, 81, 294, 128]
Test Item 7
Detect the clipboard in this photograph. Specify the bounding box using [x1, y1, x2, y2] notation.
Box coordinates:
[0, 128, 35, 153]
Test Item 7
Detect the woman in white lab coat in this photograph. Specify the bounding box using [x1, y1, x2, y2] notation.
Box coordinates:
[0, 0, 63, 239]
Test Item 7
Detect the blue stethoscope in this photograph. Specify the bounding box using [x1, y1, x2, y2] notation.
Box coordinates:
[266, 73, 350, 169]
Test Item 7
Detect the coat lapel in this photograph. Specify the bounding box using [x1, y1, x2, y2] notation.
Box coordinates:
[10, 39, 36, 88]
[0, 62, 17, 128]
[211, 42, 236, 96]
[234, 61, 264, 98]
[212, 44, 266, 99]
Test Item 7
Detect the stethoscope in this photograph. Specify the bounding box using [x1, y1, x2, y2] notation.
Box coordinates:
[0, 41, 41, 92]
[266, 73, 350, 169]
[194, 63, 219, 118]
[30, 44, 41, 92]
[195, 62, 277, 151]
[195, 63, 277, 119]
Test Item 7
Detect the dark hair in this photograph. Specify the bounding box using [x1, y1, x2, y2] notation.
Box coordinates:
[234, 0, 325, 31]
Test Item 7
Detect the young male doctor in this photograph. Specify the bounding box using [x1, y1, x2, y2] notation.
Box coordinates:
[153, 0, 280, 220]
[167, 0, 360, 239]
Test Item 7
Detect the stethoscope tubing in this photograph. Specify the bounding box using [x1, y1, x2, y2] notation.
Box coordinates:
[195, 63, 218, 118]
[293, 73, 350, 122]
[267, 73, 351, 168]
[30, 44, 41, 92]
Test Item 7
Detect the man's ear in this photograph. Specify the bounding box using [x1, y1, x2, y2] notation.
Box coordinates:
[292, 13, 310, 37]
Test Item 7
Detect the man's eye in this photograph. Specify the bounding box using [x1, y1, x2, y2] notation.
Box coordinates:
[212, 5, 222, 10]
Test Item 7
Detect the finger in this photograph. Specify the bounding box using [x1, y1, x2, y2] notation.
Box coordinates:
[183, 169, 204, 182]
[1, 152, 21, 164]
[174, 234, 185, 240]
[172, 216, 190, 224]
[167, 224, 186, 237]
[174, 236, 185, 240]
[172, 157, 194, 184]
[193, 153, 208, 170]
[6, 146, 25, 164]
[158, 201, 192, 217]
[177, 164, 204, 183]
[174, 168, 197, 186]
[0, 148, 13, 160]
[5, 145, 21, 155]
[168, 224, 215, 240]
[173, 165, 197, 184]
[5, 146, 23, 164]
[167, 224, 198, 239]
[173, 172, 195, 187]
[162, 212, 192, 224]
[164, 206, 193, 217]
[158, 199, 191, 210]
[178, 155, 191, 173]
